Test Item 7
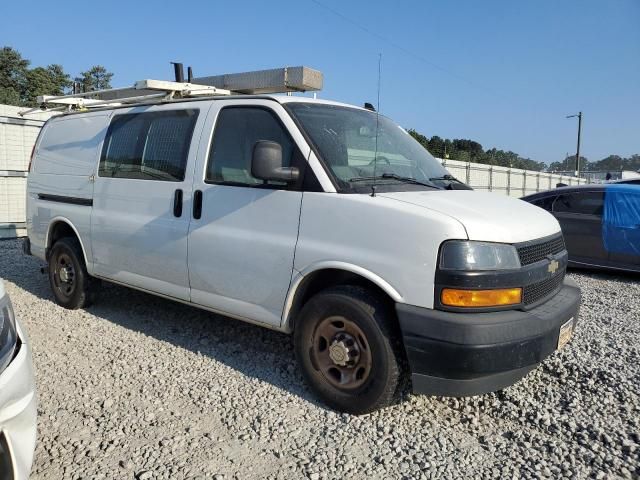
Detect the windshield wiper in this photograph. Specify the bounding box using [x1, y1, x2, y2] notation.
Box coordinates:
[429, 174, 464, 184]
[349, 173, 439, 189]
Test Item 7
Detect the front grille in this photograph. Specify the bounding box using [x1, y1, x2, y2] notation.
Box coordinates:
[517, 235, 566, 266]
[523, 269, 565, 305]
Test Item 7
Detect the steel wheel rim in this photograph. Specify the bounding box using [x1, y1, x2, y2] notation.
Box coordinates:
[311, 315, 373, 390]
[53, 252, 76, 298]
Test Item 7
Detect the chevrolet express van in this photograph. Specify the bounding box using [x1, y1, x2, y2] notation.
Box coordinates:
[25, 95, 580, 413]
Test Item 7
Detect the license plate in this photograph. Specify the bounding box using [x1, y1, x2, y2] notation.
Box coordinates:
[557, 317, 574, 349]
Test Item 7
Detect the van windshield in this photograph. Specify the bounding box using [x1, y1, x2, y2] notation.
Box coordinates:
[287, 103, 453, 192]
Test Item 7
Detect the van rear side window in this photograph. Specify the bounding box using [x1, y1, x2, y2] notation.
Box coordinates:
[36, 115, 109, 175]
[99, 109, 198, 181]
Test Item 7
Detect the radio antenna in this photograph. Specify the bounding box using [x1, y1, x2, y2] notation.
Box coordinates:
[371, 53, 382, 197]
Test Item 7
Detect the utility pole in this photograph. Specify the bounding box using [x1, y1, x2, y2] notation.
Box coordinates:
[566, 112, 583, 176]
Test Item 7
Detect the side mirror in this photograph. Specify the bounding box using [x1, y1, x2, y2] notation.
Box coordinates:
[251, 140, 299, 183]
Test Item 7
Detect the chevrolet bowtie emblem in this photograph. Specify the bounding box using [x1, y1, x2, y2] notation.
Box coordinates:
[548, 259, 559, 275]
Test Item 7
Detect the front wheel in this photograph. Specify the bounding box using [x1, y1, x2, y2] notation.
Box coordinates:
[294, 286, 406, 414]
[48, 237, 97, 309]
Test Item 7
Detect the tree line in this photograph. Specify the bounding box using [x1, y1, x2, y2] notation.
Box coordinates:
[407, 129, 639, 174]
[0, 46, 113, 107]
[548, 154, 640, 174]
[407, 129, 548, 171]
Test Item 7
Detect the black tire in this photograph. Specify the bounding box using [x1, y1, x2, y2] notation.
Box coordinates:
[294, 285, 406, 414]
[48, 237, 97, 309]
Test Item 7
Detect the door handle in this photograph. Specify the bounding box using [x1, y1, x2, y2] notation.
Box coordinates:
[173, 189, 183, 217]
[193, 190, 203, 219]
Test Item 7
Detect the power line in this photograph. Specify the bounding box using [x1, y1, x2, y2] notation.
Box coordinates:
[308, 0, 495, 94]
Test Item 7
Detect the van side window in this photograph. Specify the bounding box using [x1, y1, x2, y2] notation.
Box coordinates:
[99, 110, 198, 181]
[206, 107, 295, 187]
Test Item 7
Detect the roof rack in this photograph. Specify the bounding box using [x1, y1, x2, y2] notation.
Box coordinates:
[19, 66, 323, 116]
[19, 79, 231, 116]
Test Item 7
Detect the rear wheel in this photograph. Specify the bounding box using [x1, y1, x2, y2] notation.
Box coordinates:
[294, 286, 405, 414]
[48, 237, 97, 309]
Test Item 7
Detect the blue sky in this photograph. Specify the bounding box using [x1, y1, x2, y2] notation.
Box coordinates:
[2, 0, 638, 163]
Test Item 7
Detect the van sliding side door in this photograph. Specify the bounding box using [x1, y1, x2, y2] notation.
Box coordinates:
[91, 104, 208, 300]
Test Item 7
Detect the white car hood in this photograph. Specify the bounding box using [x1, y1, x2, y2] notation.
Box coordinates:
[380, 190, 561, 243]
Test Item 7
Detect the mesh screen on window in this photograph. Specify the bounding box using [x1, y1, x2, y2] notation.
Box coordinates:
[206, 108, 294, 186]
[100, 109, 198, 181]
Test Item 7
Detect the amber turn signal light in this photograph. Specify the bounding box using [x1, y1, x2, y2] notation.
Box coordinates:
[441, 287, 522, 307]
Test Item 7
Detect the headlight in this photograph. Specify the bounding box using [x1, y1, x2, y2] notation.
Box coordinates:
[0, 295, 18, 374]
[439, 241, 521, 271]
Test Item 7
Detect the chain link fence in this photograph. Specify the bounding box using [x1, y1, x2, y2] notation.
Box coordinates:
[0, 104, 56, 238]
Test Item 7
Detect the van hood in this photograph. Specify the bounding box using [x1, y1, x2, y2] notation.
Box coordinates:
[379, 190, 561, 244]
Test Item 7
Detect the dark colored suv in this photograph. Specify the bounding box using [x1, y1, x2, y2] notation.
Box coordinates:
[522, 184, 640, 273]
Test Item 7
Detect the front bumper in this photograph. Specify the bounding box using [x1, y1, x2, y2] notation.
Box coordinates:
[397, 278, 581, 396]
[0, 317, 37, 480]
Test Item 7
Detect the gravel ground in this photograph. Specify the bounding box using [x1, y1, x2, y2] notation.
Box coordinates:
[1, 238, 639, 479]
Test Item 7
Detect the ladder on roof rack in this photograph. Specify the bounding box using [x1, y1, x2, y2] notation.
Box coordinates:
[19, 79, 232, 116]
[19, 66, 324, 116]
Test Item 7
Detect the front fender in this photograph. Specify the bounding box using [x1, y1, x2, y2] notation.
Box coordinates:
[280, 261, 403, 332]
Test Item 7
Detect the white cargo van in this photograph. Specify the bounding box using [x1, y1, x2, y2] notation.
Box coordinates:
[24, 77, 580, 413]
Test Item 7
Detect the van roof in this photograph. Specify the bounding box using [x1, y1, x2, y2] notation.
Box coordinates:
[51, 94, 368, 118]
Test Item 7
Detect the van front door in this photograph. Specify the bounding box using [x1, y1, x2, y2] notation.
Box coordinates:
[188, 102, 309, 326]
[91, 105, 205, 300]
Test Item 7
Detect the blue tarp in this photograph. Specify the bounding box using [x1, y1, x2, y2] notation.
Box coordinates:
[603, 184, 640, 256]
